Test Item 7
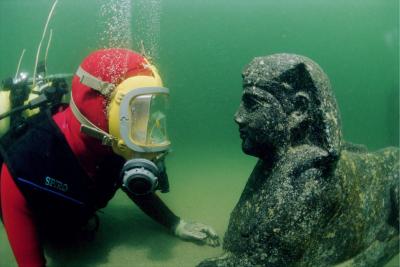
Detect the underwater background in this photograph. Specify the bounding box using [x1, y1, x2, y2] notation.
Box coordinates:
[0, 0, 398, 266]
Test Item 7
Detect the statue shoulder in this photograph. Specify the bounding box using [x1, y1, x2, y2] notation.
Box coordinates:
[274, 144, 333, 179]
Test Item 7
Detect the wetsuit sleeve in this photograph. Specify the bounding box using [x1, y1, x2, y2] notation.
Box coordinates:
[126, 191, 180, 231]
[1, 164, 46, 267]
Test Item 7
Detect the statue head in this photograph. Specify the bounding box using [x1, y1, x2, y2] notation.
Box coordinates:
[234, 53, 342, 161]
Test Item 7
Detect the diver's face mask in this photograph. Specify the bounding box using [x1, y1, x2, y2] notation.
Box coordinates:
[117, 86, 170, 154]
[112, 81, 171, 196]
[71, 66, 171, 196]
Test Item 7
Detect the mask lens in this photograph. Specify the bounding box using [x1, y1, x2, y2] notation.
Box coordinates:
[147, 94, 168, 145]
[130, 95, 151, 145]
[129, 93, 169, 146]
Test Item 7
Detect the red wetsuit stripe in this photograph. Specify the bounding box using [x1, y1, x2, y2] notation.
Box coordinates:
[1, 164, 46, 267]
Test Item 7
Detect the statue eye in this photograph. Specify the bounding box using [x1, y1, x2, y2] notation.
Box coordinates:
[243, 95, 259, 112]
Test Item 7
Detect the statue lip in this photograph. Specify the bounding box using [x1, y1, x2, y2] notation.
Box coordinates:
[239, 128, 247, 139]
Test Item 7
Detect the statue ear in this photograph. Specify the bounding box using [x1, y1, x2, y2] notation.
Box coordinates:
[278, 62, 315, 114]
[293, 91, 310, 113]
[288, 92, 310, 129]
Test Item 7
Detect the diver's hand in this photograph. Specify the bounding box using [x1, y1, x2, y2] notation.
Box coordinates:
[173, 219, 220, 247]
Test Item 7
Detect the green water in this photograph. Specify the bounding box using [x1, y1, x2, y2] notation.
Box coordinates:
[0, 0, 398, 266]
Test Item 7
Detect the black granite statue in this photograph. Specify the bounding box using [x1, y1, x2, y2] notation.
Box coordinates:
[199, 54, 399, 267]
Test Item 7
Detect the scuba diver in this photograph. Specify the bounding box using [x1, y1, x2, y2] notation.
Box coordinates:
[0, 48, 219, 267]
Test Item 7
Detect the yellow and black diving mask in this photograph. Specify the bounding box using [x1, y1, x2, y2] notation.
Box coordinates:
[118, 86, 169, 153]
[108, 75, 171, 159]
[70, 62, 171, 195]
[107, 72, 171, 196]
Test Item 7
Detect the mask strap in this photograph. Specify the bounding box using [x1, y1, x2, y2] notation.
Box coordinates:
[76, 66, 115, 96]
[69, 93, 116, 146]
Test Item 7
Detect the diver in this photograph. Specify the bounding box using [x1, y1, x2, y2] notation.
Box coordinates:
[0, 48, 219, 267]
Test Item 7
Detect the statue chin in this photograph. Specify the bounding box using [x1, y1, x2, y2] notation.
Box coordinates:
[242, 139, 274, 160]
[241, 138, 261, 157]
[241, 139, 252, 154]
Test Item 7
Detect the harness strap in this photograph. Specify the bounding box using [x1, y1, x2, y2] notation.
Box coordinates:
[69, 94, 116, 146]
[75, 66, 115, 96]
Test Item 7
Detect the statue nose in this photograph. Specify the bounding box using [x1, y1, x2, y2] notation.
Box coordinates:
[234, 104, 246, 125]
[234, 111, 245, 126]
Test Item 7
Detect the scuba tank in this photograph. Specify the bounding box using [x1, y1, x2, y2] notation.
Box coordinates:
[0, 0, 67, 138]
[0, 63, 71, 138]
[0, 90, 11, 137]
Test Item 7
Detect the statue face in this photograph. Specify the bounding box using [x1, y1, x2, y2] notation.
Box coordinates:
[234, 81, 289, 158]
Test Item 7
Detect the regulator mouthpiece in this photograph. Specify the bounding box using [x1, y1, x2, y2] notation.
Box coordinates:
[120, 158, 160, 196]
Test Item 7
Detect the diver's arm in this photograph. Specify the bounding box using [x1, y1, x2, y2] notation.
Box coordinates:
[126, 191, 180, 230]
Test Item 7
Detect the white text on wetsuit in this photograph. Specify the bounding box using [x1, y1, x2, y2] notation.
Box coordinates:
[44, 176, 68, 192]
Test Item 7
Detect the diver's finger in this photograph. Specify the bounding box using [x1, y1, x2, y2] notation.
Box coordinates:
[206, 236, 221, 247]
[188, 231, 207, 240]
[202, 227, 218, 238]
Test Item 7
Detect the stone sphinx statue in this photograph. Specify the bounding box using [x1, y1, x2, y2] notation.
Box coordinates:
[199, 54, 399, 267]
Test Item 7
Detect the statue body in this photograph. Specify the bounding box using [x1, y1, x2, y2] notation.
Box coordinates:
[221, 146, 398, 267]
[199, 54, 399, 267]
